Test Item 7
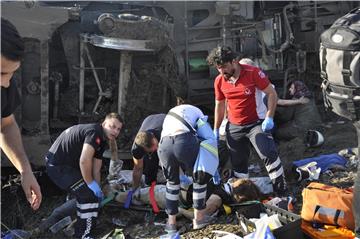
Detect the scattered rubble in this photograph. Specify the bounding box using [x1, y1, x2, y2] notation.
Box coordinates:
[1, 119, 358, 238]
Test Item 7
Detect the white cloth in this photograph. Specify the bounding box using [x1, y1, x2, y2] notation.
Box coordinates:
[240, 58, 267, 120]
[219, 117, 228, 136]
[161, 104, 205, 137]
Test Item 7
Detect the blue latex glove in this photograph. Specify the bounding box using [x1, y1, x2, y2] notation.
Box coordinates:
[179, 175, 192, 185]
[213, 128, 219, 140]
[124, 190, 134, 209]
[87, 180, 104, 200]
[262, 117, 274, 132]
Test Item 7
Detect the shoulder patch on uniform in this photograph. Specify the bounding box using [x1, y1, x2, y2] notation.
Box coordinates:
[96, 137, 101, 145]
[258, 70, 266, 78]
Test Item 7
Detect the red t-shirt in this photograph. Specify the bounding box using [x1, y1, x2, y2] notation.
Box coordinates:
[214, 64, 270, 125]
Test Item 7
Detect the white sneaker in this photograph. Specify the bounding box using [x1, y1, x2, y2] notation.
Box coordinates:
[192, 215, 216, 230]
[296, 162, 321, 181]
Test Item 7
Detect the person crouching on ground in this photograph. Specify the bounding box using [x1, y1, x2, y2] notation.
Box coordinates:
[275, 80, 322, 140]
[130, 114, 166, 192]
[158, 104, 219, 233]
[45, 113, 123, 239]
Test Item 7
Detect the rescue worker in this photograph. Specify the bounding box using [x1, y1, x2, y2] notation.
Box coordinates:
[1, 18, 42, 210]
[158, 104, 218, 232]
[217, 58, 268, 180]
[123, 114, 166, 208]
[37, 177, 260, 236]
[207, 46, 288, 196]
[131, 113, 166, 189]
[45, 113, 123, 239]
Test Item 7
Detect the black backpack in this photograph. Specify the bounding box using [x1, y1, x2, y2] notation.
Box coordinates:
[319, 8, 360, 121]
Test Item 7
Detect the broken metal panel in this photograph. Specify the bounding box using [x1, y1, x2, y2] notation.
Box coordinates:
[59, 22, 82, 88]
[83, 44, 103, 112]
[1, 1, 69, 41]
[231, 1, 255, 19]
[78, 38, 111, 114]
[82, 34, 155, 52]
[3, 1, 359, 166]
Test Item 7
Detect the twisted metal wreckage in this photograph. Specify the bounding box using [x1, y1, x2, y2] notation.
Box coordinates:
[2, 1, 358, 166]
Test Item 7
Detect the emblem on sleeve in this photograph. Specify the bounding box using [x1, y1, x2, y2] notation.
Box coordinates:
[258, 70, 266, 78]
[96, 137, 101, 145]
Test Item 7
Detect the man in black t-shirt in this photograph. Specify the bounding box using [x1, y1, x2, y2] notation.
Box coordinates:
[46, 113, 123, 239]
[131, 114, 166, 190]
[1, 18, 42, 210]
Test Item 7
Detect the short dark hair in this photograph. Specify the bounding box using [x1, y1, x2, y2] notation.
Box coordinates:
[231, 178, 262, 203]
[206, 46, 237, 66]
[134, 131, 154, 149]
[1, 18, 24, 61]
[104, 112, 124, 124]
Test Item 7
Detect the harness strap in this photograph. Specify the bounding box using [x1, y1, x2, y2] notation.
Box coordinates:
[345, 88, 357, 120]
[321, 47, 328, 80]
[334, 209, 341, 226]
[149, 181, 160, 214]
[167, 111, 197, 136]
[342, 51, 354, 86]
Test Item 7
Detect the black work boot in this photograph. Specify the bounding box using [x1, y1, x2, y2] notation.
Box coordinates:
[74, 217, 96, 239]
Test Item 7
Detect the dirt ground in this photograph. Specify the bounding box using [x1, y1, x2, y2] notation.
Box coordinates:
[1, 115, 358, 239]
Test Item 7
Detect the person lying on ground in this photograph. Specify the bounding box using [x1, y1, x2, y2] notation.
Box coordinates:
[104, 177, 262, 220]
[35, 199, 76, 234]
[35, 177, 261, 234]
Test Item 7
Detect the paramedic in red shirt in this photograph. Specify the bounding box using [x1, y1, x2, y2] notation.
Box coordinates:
[207, 46, 288, 195]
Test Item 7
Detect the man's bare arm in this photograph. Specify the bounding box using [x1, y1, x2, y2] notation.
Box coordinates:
[79, 143, 96, 184]
[93, 158, 103, 184]
[0, 115, 42, 210]
[214, 100, 226, 129]
[262, 84, 278, 118]
[1, 115, 31, 172]
[132, 157, 144, 189]
[277, 97, 310, 106]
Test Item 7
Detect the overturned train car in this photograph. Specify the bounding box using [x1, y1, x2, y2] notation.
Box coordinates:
[1, 1, 359, 166]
